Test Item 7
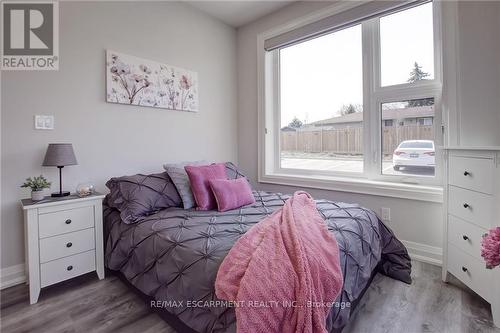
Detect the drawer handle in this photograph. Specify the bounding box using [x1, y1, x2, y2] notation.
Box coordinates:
[462, 235, 469, 241]
[462, 266, 468, 273]
[463, 203, 470, 209]
[463, 171, 470, 176]
[65, 219, 72, 225]
[67, 265, 73, 271]
[66, 242, 72, 248]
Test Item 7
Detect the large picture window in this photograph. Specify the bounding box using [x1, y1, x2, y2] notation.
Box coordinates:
[279, 24, 363, 174]
[262, 0, 442, 190]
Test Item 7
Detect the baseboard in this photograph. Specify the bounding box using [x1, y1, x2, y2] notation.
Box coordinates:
[1, 264, 26, 290]
[402, 240, 442, 266]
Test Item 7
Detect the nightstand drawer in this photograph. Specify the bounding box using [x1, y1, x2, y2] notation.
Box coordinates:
[449, 155, 494, 194]
[39, 206, 94, 238]
[448, 185, 493, 229]
[448, 243, 492, 302]
[40, 250, 96, 287]
[448, 215, 487, 260]
[40, 228, 95, 263]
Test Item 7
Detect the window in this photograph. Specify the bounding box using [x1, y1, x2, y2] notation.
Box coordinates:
[382, 98, 435, 177]
[279, 24, 363, 174]
[380, 2, 435, 86]
[261, 1, 442, 189]
[418, 117, 433, 126]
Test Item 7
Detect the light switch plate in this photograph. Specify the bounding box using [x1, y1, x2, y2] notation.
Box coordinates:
[34, 115, 54, 130]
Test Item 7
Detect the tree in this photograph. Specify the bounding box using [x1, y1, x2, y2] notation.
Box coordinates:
[288, 117, 303, 128]
[407, 97, 434, 107]
[339, 104, 362, 116]
[407, 61, 429, 83]
[407, 62, 433, 107]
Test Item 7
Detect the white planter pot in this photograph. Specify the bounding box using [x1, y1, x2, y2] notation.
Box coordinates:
[31, 190, 45, 201]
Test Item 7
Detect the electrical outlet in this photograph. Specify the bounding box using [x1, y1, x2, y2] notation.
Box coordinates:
[381, 207, 391, 221]
[34, 115, 54, 130]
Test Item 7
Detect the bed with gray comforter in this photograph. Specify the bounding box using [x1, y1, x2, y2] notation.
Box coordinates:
[104, 190, 411, 332]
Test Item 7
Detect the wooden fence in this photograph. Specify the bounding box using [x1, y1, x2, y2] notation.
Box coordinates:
[281, 125, 433, 155]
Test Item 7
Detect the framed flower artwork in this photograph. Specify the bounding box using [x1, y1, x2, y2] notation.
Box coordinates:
[106, 50, 199, 112]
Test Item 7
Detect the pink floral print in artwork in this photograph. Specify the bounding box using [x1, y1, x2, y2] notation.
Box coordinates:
[106, 51, 198, 111]
[481, 227, 500, 269]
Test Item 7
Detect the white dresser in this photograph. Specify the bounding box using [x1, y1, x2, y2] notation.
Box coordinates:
[21, 193, 105, 304]
[442, 147, 500, 327]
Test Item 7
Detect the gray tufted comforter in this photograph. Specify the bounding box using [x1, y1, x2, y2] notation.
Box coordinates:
[104, 191, 411, 332]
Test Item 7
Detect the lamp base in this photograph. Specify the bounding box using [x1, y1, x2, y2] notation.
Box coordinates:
[51, 191, 70, 197]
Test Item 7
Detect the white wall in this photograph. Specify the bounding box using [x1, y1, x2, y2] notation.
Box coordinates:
[1, 1, 237, 270]
[453, 1, 500, 146]
[236, 1, 499, 263]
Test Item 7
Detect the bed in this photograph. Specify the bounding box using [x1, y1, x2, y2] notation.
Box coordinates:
[104, 188, 411, 333]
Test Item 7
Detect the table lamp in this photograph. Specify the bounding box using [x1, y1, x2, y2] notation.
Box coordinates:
[42, 143, 78, 197]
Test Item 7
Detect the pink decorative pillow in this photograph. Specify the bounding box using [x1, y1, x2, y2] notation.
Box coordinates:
[185, 163, 227, 210]
[209, 178, 255, 212]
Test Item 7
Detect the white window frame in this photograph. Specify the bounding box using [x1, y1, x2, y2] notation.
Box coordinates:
[257, 0, 444, 202]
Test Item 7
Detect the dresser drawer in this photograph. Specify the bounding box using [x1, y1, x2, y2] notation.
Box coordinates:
[40, 250, 95, 287]
[448, 186, 493, 229]
[39, 206, 94, 238]
[39, 228, 95, 263]
[449, 155, 494, 194]
[448, 243, 492, 301]
[448, 215, 487, 260]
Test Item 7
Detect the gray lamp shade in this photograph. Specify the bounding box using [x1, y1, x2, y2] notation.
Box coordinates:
[42, 143, 78, 167]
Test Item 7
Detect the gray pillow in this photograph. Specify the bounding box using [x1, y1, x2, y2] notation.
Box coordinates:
[225, 161, 247, 180]
[163, 161, 207, 209]
[164, 161, 247, 209]
[105, 172, 182, 224]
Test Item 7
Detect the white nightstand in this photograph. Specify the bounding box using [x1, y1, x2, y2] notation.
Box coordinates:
[21, 193, 106, 304]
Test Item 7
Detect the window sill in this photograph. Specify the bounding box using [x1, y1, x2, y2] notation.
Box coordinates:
[259, 172, 443, 203]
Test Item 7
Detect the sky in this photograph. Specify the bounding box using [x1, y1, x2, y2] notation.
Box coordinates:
[280, 2, 434, 126]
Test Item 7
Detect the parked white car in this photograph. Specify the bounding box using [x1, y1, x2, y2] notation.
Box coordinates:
[392, 140, 435, 171]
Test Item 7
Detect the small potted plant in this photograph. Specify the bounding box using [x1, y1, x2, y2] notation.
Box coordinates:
[21, 175, 51, 201]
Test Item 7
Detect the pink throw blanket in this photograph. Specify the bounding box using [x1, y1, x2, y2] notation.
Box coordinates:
[215, 191, 343, 333]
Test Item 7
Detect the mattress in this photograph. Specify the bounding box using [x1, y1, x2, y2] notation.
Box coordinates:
[104, 191, 411, 332]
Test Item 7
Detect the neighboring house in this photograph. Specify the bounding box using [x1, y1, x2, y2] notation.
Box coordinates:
[280, 126, 298, 132]
[303, 105, 434, 130]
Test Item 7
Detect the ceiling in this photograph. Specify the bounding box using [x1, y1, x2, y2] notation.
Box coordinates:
[186, 1, 295, 28]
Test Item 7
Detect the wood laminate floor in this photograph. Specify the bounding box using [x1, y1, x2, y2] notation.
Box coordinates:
[1, 261, 499, 333]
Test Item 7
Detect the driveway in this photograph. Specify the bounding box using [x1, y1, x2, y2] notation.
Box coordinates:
[281, 157, 434, 176]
